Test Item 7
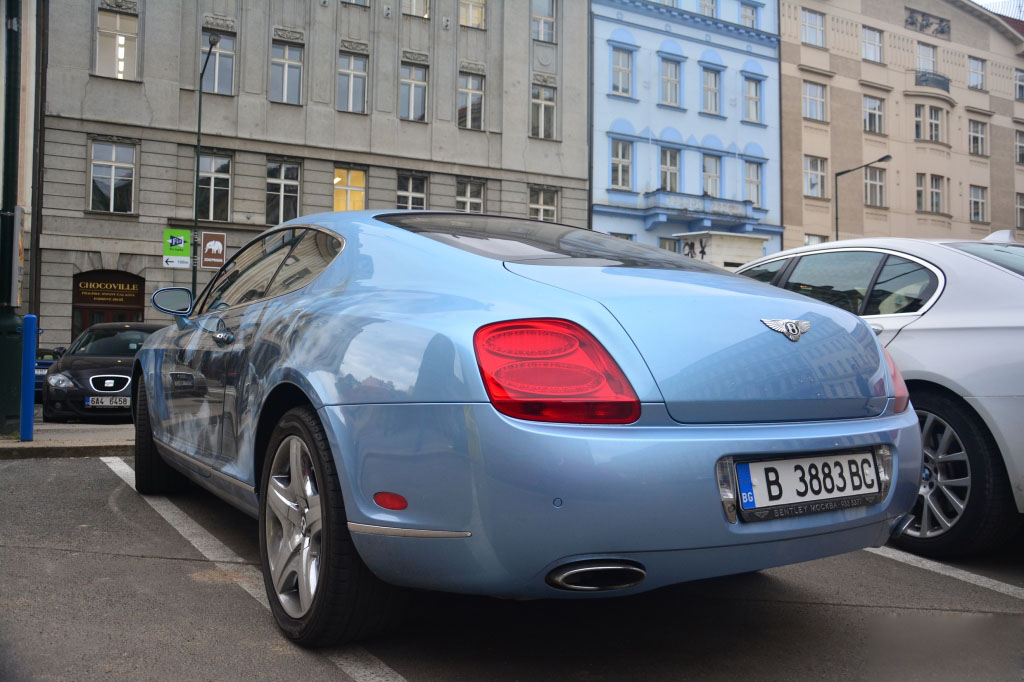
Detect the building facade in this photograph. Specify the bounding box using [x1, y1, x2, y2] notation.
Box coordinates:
[780, 0, 1024, 249]
[590, 0, 783, 269]
[33, 0, 589, 345]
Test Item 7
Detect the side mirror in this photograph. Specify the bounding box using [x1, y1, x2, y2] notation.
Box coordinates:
[53, 347, 66, 357]
[152, 287, 194, 316]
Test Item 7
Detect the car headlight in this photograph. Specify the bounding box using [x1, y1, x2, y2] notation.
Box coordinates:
[47, 373, 73, 389]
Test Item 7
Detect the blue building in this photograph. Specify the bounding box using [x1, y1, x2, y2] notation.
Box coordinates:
[591, 0, 782, 268]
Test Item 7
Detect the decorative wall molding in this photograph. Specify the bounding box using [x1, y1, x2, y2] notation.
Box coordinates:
[274, 27, 304, 42]
[532, 73, 557, 86]
[99, 0, 138, 14]
[905, 8, 951, 40]
[460, 61, 486, 75]
[340, 39, 370, 54]
[203, 15, 235, 32]
[402, 50, 429, 64]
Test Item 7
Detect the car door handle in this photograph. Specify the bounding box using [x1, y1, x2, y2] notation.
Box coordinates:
[212, 331, 234, 346]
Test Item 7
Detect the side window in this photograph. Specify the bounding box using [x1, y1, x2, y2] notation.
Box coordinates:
[863, 255, 938, 316]
[782, 251, 884, 314]
[264, 230, 344, 299]
[741, 259, 787, 284]
[201, 230, 302, 313]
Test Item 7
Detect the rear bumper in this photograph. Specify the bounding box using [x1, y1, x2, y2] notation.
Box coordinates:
[320, 402, 922, 598]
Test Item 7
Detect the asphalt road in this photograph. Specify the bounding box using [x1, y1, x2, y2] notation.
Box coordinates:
[1, 456, 1022, 682]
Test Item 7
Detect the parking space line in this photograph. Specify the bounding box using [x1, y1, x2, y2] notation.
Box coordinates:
[100, 456, 409, 682]
[865, 546, 1024, 601]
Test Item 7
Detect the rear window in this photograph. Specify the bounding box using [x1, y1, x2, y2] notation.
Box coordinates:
[70, 328, 153, 356]
[376, 213, 723, 272]
[948, 243, 1024, 277]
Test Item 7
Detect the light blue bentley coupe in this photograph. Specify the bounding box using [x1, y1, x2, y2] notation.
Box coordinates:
[136, 211, 921, 646]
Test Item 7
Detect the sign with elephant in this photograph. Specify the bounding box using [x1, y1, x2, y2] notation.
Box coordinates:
[201, 231, 227, 270]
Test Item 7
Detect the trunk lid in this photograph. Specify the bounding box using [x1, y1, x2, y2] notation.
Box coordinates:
[504, 262, 888, 424]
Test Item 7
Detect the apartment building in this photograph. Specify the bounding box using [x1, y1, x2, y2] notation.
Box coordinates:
[591, 0, 783, 269]
[780, 0, 1024, 249]
[33, 0, 588, 345]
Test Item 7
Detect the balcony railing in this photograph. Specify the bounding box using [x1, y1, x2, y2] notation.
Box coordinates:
[914, 69, 950, 92]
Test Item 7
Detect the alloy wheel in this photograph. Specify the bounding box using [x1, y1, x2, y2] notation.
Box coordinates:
[905, 410, 971, 539]
[264, 435, 322, 618]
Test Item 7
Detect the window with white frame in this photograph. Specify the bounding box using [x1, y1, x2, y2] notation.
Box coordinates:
[399, 64, 428, 121]
[970, 185, 987, 222]
[612, 48, 632, 96]
[456, 180, 484, 213]
[458, 73, 484, 130]
[531, 0, 555, 42]
[864, 166, 885, 208]
[702, 155, 721, 197]
[968, 120, 987, 156]
[1017, 193, 1024, 229]
[801, 9, 825, 47]
[803, 156, 826, 198]
[337, 53, 367, 113]
[531, 85, 556, 139]
[916, 104, 943, 142]
[90, 141, 135, 213]
[660, 148, 679, 193]
[1017, 70, 1024, 100]
[968, 57, 985, 90]
[201, 32, 234, 95]
[802, 81, 826, 121]
[862, 27, 882, 62]
[744, 77, 761, 123]
[270, 43, 303, 104]
[928, 106, 943, 142]
[1017, 131, 1024, 164]
[198, 154, 231, 221]
[659, 238, 680, 253]
[699, 0, 716, 17]
[915, 173, 925, 211]
[804, 234, 828, 245]
[740, 4, 757, 28]
[917, 43, 936, 72]
[529, 187, 557, 222]
[343, 0, 369, 4]
[266, 161, 299, 224]
[863, 95, 884, 134]
[333, 168, 365, 211]
[397, 175, 426, 209]
[459, 0, 485, 28]
[611, 140, 632, 190]
[401, 0, 430, 18]
[661, 59, 680, 107]
[96, 10, 138, 80]
[609, 232, 634, 240]
[917, 174, 945, 213]
[745, 161, 761, 207]
[702, 68, 720, 115]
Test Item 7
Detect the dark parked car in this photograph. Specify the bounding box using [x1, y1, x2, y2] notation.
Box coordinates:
[34, 348, 58, 401]
[42, 322, 164, 422]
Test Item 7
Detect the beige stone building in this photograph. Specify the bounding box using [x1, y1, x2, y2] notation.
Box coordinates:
[779, 0, 1024, 249]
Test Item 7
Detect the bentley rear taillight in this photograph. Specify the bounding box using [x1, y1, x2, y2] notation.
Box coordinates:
[474, 319, 640, 424]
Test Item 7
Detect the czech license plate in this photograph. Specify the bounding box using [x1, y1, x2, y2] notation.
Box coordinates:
[86, 396, 130, 408]
[735, 451, 880, 522]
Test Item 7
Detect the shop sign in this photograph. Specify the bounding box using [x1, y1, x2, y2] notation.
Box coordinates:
[163, 228, 191, 268]
[73, 271, 145, 307]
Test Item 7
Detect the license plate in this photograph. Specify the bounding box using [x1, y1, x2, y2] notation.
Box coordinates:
[85, 396, 130, 408]
[735, 451, 880, 521]
[35, 368, 46, 375]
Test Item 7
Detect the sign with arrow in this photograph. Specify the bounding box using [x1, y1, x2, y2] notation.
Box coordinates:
[162, 228, 191, 268]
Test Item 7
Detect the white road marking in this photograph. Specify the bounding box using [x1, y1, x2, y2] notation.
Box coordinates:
[101, 456, 408, 682]
[866, 546, 1024, 602]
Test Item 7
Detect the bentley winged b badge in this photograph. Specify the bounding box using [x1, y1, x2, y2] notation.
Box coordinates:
[761, 318, 811, 342]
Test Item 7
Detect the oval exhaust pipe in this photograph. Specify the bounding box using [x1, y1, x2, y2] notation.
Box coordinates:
[890, 513, 915, 539]
[546, 560, 646, 592]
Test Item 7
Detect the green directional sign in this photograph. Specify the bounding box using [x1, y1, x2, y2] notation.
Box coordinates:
[162, 228, 191, 269]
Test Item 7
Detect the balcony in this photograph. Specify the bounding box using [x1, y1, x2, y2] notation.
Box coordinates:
[915, 69, 950, 92]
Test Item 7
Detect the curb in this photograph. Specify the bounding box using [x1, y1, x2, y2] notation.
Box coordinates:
[0, 444, 134, 460]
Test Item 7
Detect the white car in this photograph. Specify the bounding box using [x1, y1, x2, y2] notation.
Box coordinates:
[738, 237, 1024, 557]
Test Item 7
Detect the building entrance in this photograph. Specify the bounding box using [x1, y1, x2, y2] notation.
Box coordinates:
[71, 270, 145, 340]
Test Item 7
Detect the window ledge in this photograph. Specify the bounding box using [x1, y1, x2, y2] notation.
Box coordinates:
[864, 204, 889, 211]
[532, 38, 557, 46]
[459, 25, 486, 32]
[607, 93, 640, 103]
[864, 130, 887, 138]
[970, 220, 991, 225]
[457, 125, 486, 132]
[801, 43, 828, 52]
[657, 103, 686, 112]
[862, 59, 887, 67]
[803, 195, 831, 203]
[699, 111, 726, 120]
[84, 209, 139, 219]
[803, 117, 829, 124]
[399, 118, 430, 124]
[915, 210, 953, 219]
[90, 74, 142, 84]
[336, 109, 368, 116]
[741, 120, 768, 128]
[608, 188, 639, 195]
[914, 139, 951, 149]
[270, 99, 304, 107]
[969, 153, 990, 159]
[528, 135, 561, 142]
[967, 87, 989, 94]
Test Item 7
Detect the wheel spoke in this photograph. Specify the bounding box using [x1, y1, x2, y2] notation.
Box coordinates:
[926, 495, 952, 530]
[935, 427, 955, 458]
[267, 485, 300, 527]
[305, 493, 322, 536]
[273, 541, 301, 594]
[289, 438, 306, 501]
[919, 496, 933, 536]
[936, 450, 967, 464]
[920, 413, 935, 441]
[937, 483, 966, 513]
[298, 541, 317, 612]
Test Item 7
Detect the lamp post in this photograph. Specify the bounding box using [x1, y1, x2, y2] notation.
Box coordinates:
[192, 32, 220, 295]
[833, 154, 891, 242]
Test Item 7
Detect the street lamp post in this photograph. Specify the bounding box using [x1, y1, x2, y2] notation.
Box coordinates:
[833, 154, 892, 242]
[192, 32, 220, 295]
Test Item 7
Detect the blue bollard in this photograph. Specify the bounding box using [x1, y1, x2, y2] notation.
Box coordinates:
[20, 314, 37, 442]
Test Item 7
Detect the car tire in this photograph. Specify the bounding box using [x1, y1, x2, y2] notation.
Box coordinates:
[133, 374, 186, 495]
[259, 406, 408, 648]
[892, 389, 1021, 558]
